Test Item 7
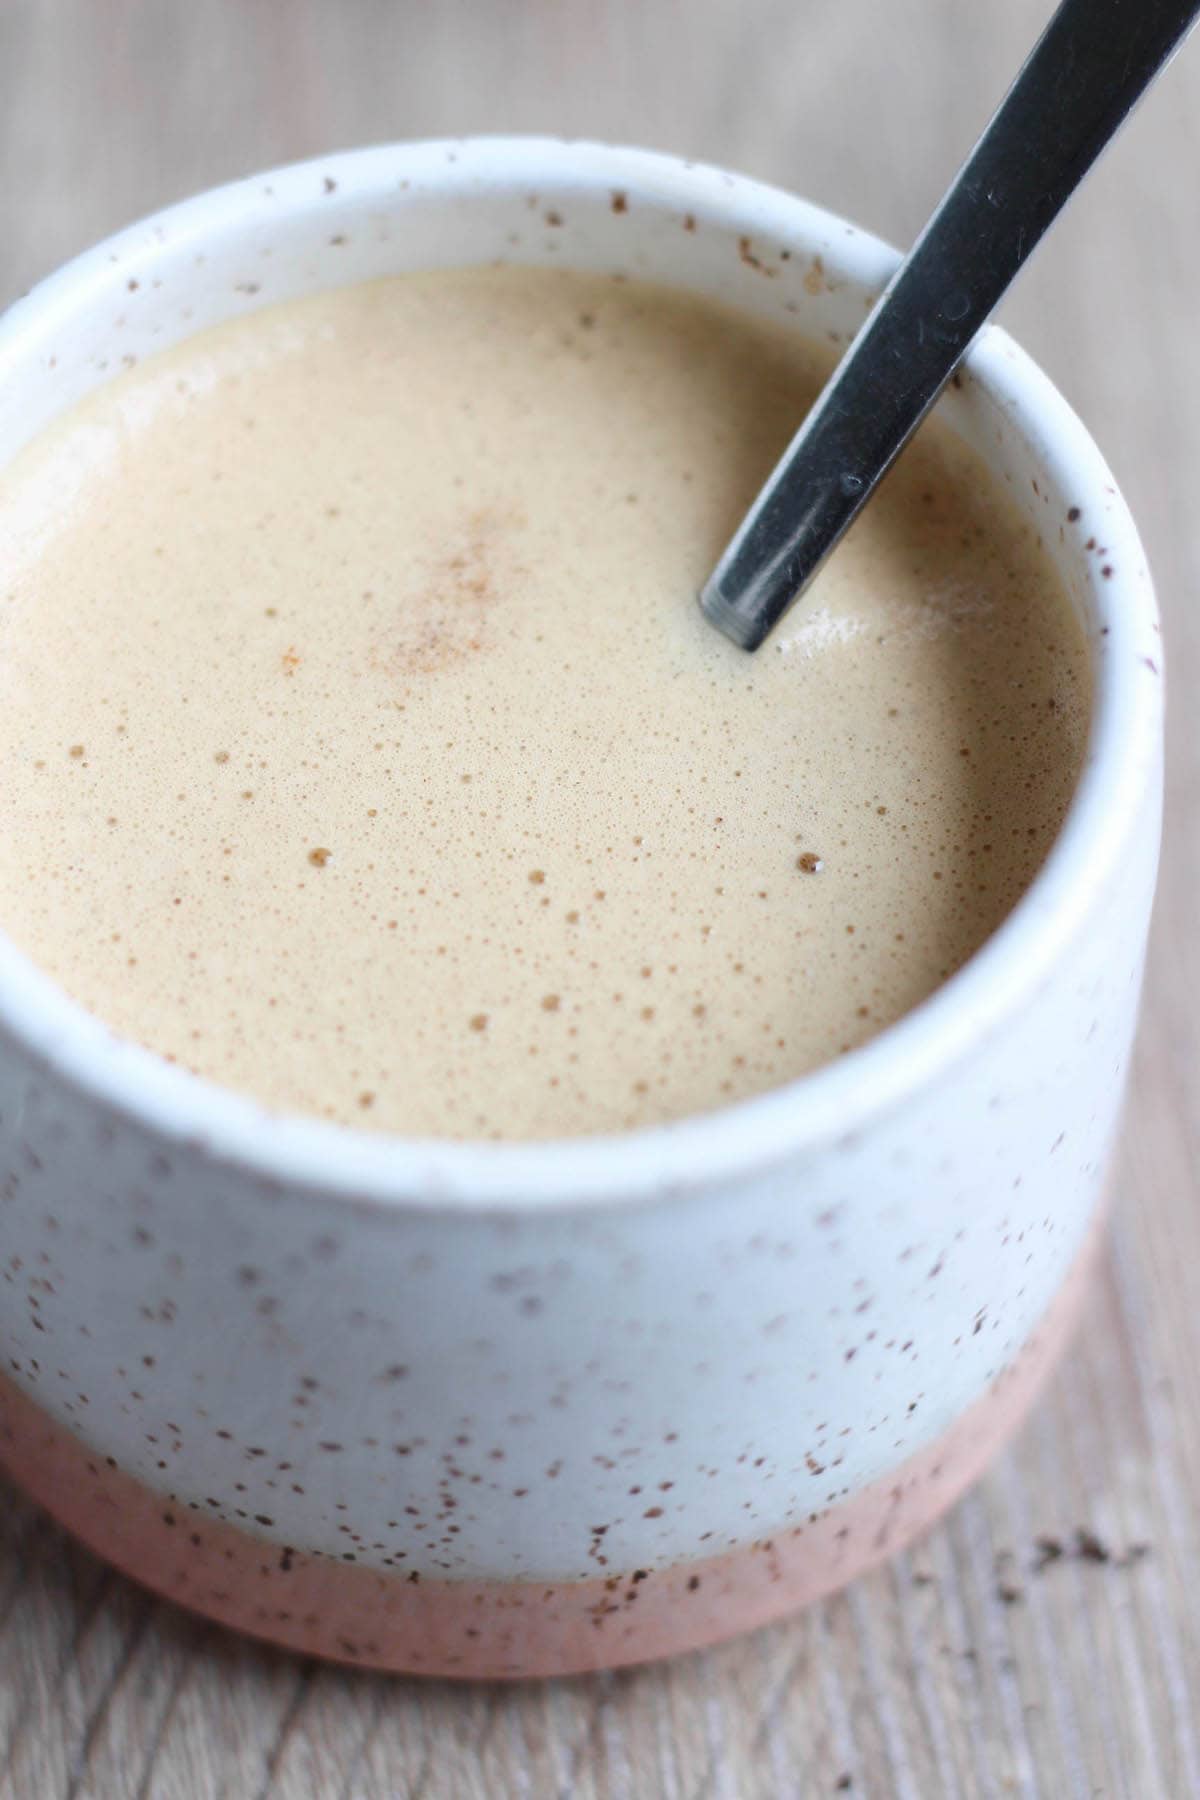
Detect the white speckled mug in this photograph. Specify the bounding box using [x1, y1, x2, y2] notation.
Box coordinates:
[0, 140, 1162, 1678]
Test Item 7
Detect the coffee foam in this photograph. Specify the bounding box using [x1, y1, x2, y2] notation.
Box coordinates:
[0, 268, 1089, 1138]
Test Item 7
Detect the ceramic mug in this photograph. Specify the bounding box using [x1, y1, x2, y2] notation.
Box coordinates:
[0, 139, 1162, 1679]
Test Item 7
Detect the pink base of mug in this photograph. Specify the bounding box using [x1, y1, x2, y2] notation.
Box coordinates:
[0, 1207, 1102, 1679]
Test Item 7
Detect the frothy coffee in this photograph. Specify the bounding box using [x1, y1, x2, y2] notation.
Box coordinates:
[0, 268, 1089, 1138]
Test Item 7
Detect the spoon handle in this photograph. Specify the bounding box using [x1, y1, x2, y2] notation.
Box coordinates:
[701, 0, 1200, 651]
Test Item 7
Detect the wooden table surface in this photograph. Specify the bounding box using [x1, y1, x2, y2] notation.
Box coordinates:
[0, 2, 1197, 1794]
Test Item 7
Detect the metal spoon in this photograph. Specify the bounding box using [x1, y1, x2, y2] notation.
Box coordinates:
[700, 0, 1200, 652]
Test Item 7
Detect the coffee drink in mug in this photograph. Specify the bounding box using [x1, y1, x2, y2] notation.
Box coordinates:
[0, 269, 1087, 1139]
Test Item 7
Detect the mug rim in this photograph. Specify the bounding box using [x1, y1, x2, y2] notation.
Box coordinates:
[0, 136, 1163, 1210]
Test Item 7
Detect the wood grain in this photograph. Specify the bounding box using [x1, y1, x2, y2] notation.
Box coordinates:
[0, 1, 1196, 1793]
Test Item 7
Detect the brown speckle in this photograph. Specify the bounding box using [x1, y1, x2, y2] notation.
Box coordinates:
[610, 191, 628, 214]
[1075, 1527, 1110, 1563]
[738, 235, 774, 276]
[308, 847, 331, 868]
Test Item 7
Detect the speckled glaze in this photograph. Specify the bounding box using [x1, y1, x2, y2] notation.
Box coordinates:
[0, 140, 1163, 1678]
